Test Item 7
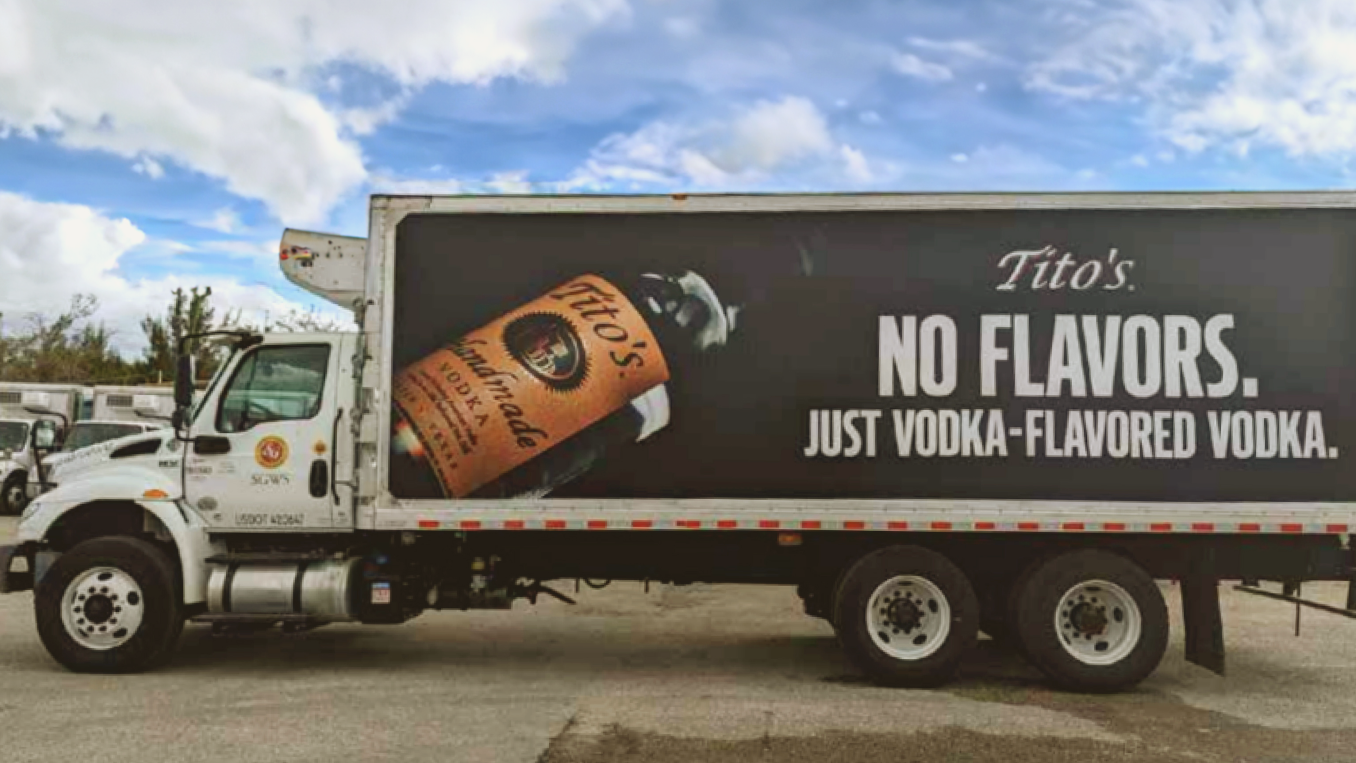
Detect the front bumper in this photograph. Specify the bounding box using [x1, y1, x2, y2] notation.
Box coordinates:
[0, 544, 34, 593]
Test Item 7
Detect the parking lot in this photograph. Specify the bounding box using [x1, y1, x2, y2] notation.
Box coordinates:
[4, 516, 1356, 762]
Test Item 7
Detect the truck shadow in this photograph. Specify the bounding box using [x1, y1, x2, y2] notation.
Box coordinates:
[169, 620, 1046, 687]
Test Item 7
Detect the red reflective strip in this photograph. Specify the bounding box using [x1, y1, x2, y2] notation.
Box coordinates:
[974, 521, 996, 531]
[587, 520, 608, 529]
[545, 520, 567, 529]
[844, 521, 865, 530]
[888, 521, 909, 530]
[1102, 522, 1126, 531]
[1327, 524, 1349, 533]
[1150, 523, 1173, 532]
[417, 520, 439, 529]
[759, 520, 780, 529]
[801, 520, 822, 530]
[1191, 523, 1215, 532]
[503, 520, 525, 530]
[1240, 523, 1261, 532]
[677, 520, 701, 529]
[931, 521, 952, 531]
[460, 520, 481, 530]
[1062, 522, 1085, 531]
[631, 519, 653, 529]
[1018, 522, 1039, 531]
[717, 520, 738, 529]
[1281, 523, 1303, 533]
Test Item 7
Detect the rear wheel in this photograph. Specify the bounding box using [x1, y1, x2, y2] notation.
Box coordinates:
[833, 546, 978, 687]
[35, 536, 184, 673]
[1013, 550, 1168, 693]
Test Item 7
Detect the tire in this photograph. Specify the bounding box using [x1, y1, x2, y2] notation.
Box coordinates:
[1012, 550, 1168, 694]
[1, 473, 28, 516]
[833, 545, 979, 688]
[35, 536, 184, 674]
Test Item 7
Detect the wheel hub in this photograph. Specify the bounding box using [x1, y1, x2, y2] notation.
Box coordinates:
[83, 595, 115, 624]
[887, 598, 924, 633]
[1068, 602, 1108, 637]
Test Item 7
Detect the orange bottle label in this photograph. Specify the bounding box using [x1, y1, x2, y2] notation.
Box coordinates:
[392, 274, 671, 497]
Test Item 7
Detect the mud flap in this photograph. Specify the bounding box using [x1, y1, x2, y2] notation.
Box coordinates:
[1182, 573, 1225, 676]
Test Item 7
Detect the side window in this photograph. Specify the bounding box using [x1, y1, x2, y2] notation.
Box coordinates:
[217, 345, 331, 434]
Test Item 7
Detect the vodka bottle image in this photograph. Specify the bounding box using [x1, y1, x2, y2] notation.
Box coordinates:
[390, 270, 737, 499]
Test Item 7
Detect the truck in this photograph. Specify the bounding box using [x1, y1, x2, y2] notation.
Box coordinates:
[0, 383, 81, 515]
[4, 191, 1356, 694]
[62, 386, 172, 453]
[36, 387, 175, 495]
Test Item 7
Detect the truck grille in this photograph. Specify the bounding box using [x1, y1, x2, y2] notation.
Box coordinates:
[0, 392, 19, 404]
[107, 395, 134, 408]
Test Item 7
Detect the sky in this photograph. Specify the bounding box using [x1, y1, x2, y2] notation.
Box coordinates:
[2, 0, 1356, 357]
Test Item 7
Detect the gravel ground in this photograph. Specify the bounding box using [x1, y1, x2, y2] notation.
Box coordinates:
[3, 516, 1356, 762]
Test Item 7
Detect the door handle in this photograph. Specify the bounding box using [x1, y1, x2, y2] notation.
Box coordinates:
[309, 460, 329, 498]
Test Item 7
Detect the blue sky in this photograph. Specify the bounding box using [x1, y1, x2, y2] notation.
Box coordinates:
[2, 0, 1354, 354]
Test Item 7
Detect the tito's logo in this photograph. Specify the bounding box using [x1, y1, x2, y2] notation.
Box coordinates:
[997, 246, 1135, 292]
[504, 312, 588, 391]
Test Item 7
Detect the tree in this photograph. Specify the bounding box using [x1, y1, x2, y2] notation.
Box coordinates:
[0, 295, 135, 384]
[139, 287, 223, 384]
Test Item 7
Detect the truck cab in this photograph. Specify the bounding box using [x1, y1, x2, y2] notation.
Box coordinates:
[0, 384, 80, 515]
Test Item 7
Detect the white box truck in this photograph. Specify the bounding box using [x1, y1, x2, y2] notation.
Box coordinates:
[5, 192, 1356, 693]
[0, 383, 81, 515]
[37, 387, 175, 493]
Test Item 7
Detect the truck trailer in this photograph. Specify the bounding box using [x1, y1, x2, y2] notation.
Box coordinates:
[4, 192, 1356, 693]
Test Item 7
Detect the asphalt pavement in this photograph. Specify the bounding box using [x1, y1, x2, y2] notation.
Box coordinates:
[4, 516, 1356, 762]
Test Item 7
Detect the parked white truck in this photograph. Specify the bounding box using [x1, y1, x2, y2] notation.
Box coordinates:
[5, 192, 1356, 693]
[0, 383, 80, 515]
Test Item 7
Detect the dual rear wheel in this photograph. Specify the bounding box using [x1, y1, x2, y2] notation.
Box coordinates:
[833, 546, 1168, 693]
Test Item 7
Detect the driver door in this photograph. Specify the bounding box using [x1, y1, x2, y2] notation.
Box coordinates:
[185, 337, 343, 530]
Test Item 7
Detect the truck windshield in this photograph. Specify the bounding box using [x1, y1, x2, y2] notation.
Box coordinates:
[62, 423, 144, 452]
[0, 421, 28, 451]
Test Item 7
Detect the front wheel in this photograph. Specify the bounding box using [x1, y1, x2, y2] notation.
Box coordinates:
[1012, 550, 1168, 693]
[833, 545, 979, 688]
[35, 536, 184, 673]
[1, 474, 28, 516]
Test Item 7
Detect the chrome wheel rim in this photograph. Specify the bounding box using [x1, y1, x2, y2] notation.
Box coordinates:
[61, 567, 145, 650]
[1054, 579, 1141, 666]
[866, 575, 951, 660]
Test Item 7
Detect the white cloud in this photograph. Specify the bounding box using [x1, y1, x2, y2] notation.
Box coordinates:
[0, 191, 318, 356]
[891, 52, 953, 83]
[976, 82, 988, 93]
[199, 239, 278, 261]
[840, 145, 873, 183]
[908, 38, 999, 62]
[859, 110, 882, 125]
[369, 170, 536, 196]
[1027, 0, 1356, 160]
[951, 153, 969, 163]
[664, 17, 700, 39]
[132, 157, 164, 179]
[567, 96, 869, 189]
[0, 0, 629, 225]
[1130, 154, 1149, 167]
[193, 207, 241, 234]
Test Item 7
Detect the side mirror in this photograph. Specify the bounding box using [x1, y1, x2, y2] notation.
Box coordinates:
[175, 354, 196, 410]
[32, 420, 58, 451]
[171, 408, 186, 431]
